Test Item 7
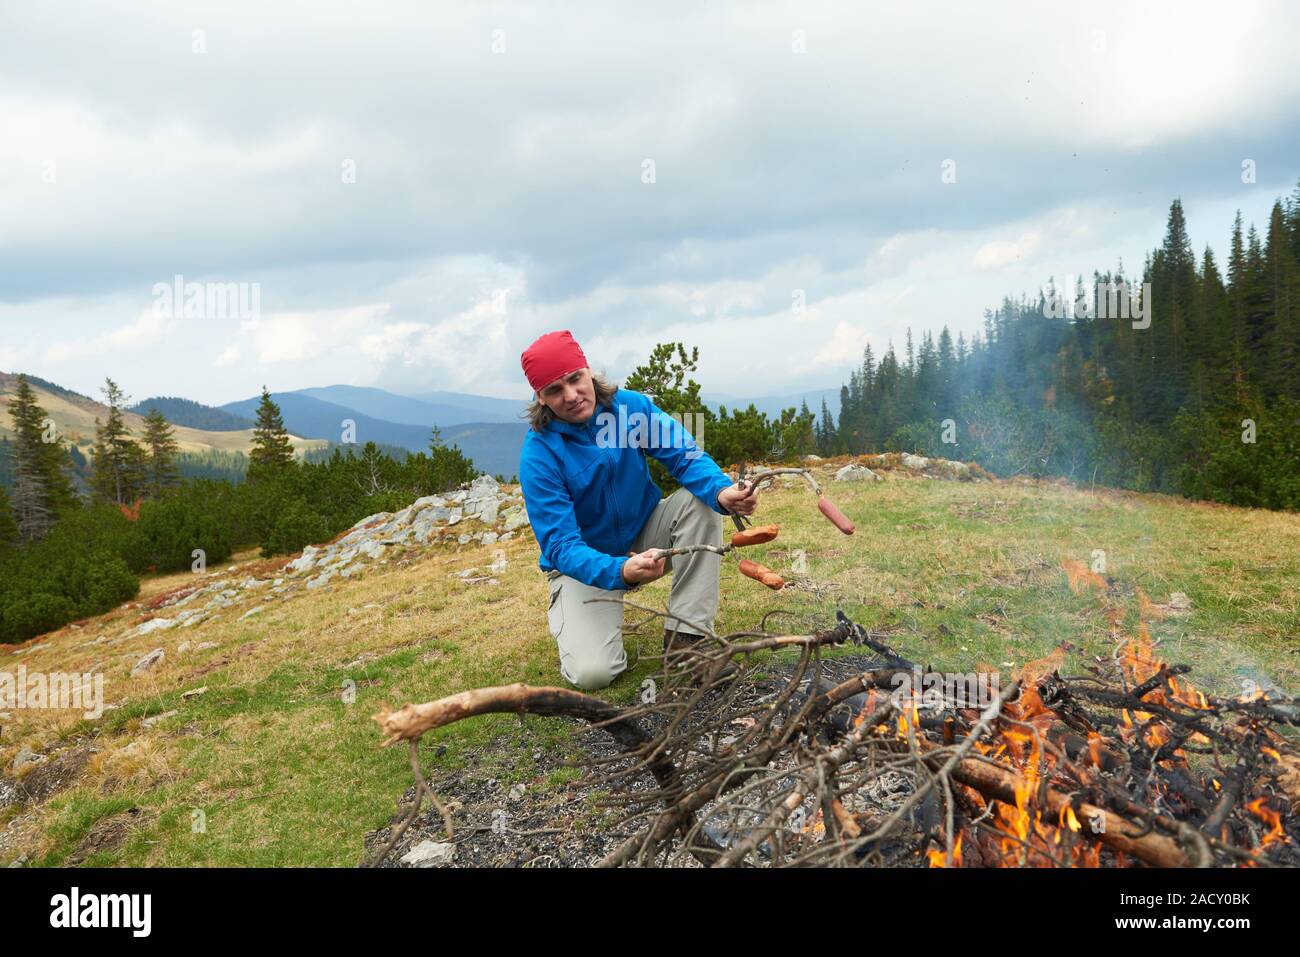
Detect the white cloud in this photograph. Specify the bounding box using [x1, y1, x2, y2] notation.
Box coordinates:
[1, 1, 1296, 403]
[973, 231, 1043, 270]
[44, 312, 177, 363]
[248, 305, 390, 364]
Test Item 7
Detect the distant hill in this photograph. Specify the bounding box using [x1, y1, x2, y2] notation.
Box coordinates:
[295, 385, 524, 427]
[396, 388, 530, 423]
[0, 372, 326, 463]
[219, 391, 527, 479]
[128, 396, 256, 432]
[701, 388, 843, 419]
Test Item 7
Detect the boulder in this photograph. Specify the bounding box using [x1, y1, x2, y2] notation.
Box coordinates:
[133, 617, 176, 638]
[131, 648, 166, 677]
[12, 746, 46, 772]
[400, 840, 457, 868]
[287, 546, 321, 575]
[835, 463, 881, 483]
[306, 569, 336, 590]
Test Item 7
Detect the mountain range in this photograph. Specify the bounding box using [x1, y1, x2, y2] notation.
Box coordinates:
[5, 374, 839, 484]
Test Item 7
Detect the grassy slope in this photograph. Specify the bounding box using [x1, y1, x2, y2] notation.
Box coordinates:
[1, 465, 1297, 866]
[0, 375, 326, 456]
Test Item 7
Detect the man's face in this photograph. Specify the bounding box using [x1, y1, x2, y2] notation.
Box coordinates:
[539, 367, 595, 423]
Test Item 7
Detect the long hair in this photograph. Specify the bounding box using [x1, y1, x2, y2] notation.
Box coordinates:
[524, 369, 619, 433]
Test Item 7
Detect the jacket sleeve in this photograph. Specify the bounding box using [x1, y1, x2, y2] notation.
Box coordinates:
[519, 444, 629, 591]
[636, 392, 735, 515]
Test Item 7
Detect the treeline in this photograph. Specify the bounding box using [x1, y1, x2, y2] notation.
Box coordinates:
[820, 184, 1300, 508]
[0, 379, 477, 643]
[640, 183, 1299, 510]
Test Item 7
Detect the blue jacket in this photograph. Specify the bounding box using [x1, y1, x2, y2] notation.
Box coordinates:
[519, 388, 735, 591]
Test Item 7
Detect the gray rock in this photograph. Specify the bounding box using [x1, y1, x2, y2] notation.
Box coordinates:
[502, 505, 529, 532]
[835, 463, 881, 483]
[400, 840, 457, 868]
[358, 541, 387, 561]
[141, 709, 179, 729]
[131, 648, 166, 677]
[287, 546, 321, 575]
[133, 617, 177, 637]
[12, 746, 46, 772]
[239, 605, 268, 620]
[350, 511, 392, 531]
[901, 453, 931, 471]
[306, 570, 336, 590]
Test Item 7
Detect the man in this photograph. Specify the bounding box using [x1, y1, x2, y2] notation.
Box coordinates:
[518, 330, 759, 690]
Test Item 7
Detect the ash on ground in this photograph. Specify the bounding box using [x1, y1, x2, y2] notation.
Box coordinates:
[362, 652, 931, 868]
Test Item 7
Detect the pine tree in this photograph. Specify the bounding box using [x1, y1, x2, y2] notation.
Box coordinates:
[1263, 200, 1298, 398]
[90, 378, 146, 505]
[247, 387, 296, 484]
[10, 447, 51, 542]
[817, 398, 836, 456]
[0, 482, 17, 552]
[6, 374, 77, 518]
[141, 407, 181, 497]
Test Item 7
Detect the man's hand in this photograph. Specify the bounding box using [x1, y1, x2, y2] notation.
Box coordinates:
[717, 479, 759, 517]
[622, 548, 667, 586]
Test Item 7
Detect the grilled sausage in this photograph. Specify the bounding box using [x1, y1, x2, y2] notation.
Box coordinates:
[739, 558, 785, 590]
[730, 524, 780, 548]
[817, 495, 855, 534]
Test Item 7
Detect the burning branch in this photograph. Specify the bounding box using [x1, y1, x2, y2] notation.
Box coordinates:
[370, 600, 1300, 868]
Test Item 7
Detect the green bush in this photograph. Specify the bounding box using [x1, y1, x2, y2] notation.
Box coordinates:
[262, 498, 332, 557]
[0, 546, 137, 644]
[128, 488, 234, 572]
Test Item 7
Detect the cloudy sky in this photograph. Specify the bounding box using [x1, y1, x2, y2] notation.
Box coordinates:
[2, 1, 1298, 408]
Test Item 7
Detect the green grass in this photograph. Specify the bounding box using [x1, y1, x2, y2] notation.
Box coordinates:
[3, 466, 1297, 866]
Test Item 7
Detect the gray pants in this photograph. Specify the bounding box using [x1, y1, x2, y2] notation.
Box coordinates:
[545, 487, 723, 690]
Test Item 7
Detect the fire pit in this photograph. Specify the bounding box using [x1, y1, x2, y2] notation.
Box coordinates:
[370, 590, 1300, 868]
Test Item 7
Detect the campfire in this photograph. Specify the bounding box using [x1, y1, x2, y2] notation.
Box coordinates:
[370, 567, 1300, 868]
